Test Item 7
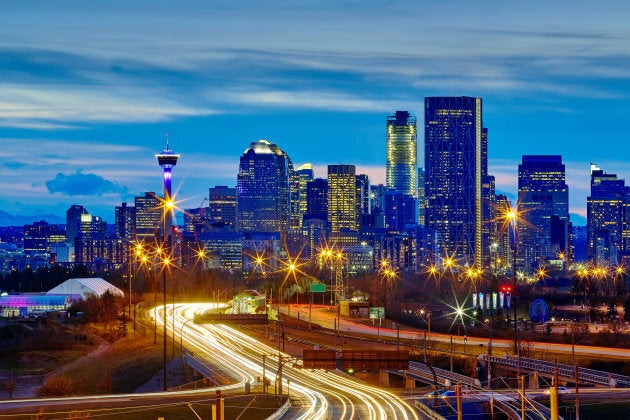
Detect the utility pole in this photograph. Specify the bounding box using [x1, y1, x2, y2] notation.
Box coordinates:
[450, 335, 453, 372]
[575, 364, 580, 420]
[520, 375, 526, 420]
[456, 383, 462, 420]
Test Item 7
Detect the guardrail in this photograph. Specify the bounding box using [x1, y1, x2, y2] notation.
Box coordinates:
[480, 355, 630, 387]
[409, 361, 481, 388]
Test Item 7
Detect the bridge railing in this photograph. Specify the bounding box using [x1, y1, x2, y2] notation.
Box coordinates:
[480, 354, 630, 387]
[408, 361, 481, 388]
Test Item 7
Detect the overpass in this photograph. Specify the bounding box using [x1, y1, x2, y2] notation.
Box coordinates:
[479, 354, 630, 388]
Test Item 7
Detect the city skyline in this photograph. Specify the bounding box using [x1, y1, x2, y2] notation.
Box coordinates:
[4, 1, 630, 223]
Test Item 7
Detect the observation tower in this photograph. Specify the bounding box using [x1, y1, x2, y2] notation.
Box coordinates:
[156, 135, 179, 241]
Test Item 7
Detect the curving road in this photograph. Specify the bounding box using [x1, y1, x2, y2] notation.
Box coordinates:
[165, 303, 420, 420]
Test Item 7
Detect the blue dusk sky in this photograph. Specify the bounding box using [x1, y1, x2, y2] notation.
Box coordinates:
[3, 0, 630, 225]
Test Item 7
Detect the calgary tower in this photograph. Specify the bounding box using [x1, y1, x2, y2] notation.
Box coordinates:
[156, 135, 179, 242]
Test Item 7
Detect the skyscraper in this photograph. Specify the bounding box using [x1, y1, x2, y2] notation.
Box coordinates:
[209, 186, 237, 229]
[328, 164, 358, 233]
[355, 174, 371, 216]
[425, 96, 484, 267]
[237, 139, 293, 235]
[306, 178, 328, 219]
[587, 164, 628, 265]
[66, 205, 87, 246]
[115, 202, 136, 240]
[386, 111, 417, 197]
[156, 138, 179, 243]
[135, 192, 161, 242]
[518, 155, 569, 272]
[292, 163, 314, 228]
[417, 168, 426, 226]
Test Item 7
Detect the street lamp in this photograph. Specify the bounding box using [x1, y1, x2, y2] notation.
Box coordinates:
[161, 253, 171, 391]
[505, 206, 518, 354]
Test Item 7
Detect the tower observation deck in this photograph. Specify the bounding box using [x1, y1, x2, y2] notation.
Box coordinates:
[156, 136, 179, 241]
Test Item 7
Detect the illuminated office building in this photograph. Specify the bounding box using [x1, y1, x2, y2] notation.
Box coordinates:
[425, 96, 485, 267]
[292, 163, 314, 228]
[237, 139, 293, 236]
[417, 168, 426, 226]
[66, 205, 87, 246]
[587, 164, 628, 265]
[356, 174, 371, 216]
[134, 192, 161, 242]
[518, 155, 570, 272]
[115, 202, 136, 241]
[209, 186, 237, 229]
[386, 111, 417, 196]
[306, 178, 328, 219]
[328, 164, 358, 233]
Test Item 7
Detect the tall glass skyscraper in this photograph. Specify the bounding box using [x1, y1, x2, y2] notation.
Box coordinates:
[587, 164, 628, 265]
[386, 111, 417, 196]
[237, 139, 293, 236]
[425, 96, 484, 267]
[518, 155, 569, 272]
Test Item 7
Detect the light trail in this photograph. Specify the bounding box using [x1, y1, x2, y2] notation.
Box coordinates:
[154, 302, 419, 420]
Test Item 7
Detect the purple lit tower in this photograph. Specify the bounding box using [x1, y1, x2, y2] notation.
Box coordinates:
[156, 136, 179, 242]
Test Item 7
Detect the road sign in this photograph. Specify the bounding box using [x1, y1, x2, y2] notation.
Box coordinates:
[310, 283, 326, 293]
[369, 307, 385, 319]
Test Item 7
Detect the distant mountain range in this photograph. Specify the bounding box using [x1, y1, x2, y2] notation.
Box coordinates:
[0, 210, 65, 227]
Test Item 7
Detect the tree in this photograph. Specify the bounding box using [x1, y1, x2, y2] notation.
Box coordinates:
[35, 375, 73, 397]
[607, 300, 618, 321]
[570, 322, 590, 343]
[0, 376, 16, 398]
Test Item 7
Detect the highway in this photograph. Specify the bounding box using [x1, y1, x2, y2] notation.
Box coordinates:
[168, 303, 420, 419]
[288, 304, 630, 359]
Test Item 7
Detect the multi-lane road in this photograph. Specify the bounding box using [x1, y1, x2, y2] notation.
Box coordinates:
[169, 303, 420, 419]
[287, 304, 630, 359]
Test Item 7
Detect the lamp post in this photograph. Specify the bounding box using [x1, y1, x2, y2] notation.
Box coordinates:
[506, 206, 518, 354]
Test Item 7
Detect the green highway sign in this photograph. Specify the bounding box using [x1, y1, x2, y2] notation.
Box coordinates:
[310, 283, 326, 293]
[369, 307, 385, 319]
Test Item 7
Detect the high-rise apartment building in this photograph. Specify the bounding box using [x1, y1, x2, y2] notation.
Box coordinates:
[237, 139, 293, 235]
[386, 111, 417, 196]
[328, 164, 358, 233]
[587, 164, 628, 265]
[425, 96, 485, 267]
[518, 155, 570, 272]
